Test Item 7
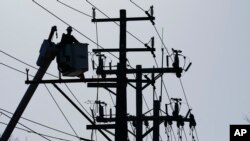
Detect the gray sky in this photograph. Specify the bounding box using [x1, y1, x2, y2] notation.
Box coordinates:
[1, 0, 250, 141]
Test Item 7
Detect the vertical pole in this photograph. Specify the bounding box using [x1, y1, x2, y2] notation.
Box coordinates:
[0, 61, 52, 141]
[153, 100, 160, 141]
[136, 65, 142, 141]
[115, 9, 128, 141]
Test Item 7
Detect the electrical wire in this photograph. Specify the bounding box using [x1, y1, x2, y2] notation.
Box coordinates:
[0, 62, 34, 77]
[170, 125, 177, 141]
[153, 25, 172, 60]
[1, 112, 51, 141]
[129, 0, 146, 12]
[32, 0, 119, 60]
[57, 0, 92, 17]
[1, 49, 92, 119]
[0, 108, 85, 140]
[44, 84, 81, 140]
[0, 62, 85, 140]
[64, 84, 92, 117]
[0, 122, 73, 141]
[194, 128, 200, 141]
[0, 50, 57, 78]
[85, 0, 145, 45]
[179, 79, 190, 109]
[182, 127, 188, 141]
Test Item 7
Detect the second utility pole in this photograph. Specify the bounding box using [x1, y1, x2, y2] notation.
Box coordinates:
[116, 9, 128, 141]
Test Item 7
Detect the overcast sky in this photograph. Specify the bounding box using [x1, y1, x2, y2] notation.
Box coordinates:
[1, 0, 250, 141]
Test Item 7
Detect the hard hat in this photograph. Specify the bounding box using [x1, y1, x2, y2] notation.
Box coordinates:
[67, 26, 73, 32]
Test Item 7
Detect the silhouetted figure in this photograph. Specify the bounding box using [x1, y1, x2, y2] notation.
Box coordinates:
[60, 26, 79, 45]
[59, 26, 85, 80]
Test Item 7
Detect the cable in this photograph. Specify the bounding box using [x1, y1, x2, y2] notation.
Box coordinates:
[57, 0, 92, 17]
[44, 84, 81, 140]
[0, 122, 74, 141]
[182, 127, 188, 141]
[194, 128, 200, 141]
[179, 79, 190, 109]
[1, 112, 51, 141]
[108, 91, 115, 106]
[64, 84, 92, 117]
[170, 125, 177, 141]
[0, 50, 57, 78]
[1, 49, 93, 119]
[129, 0, 146, 12]
[0, 62, 34, 77]
[32, 0, 119, 60]
[0, 62, 95, 140]
[85, 0, 145, 45]
[0, 108, 84, 140]
[0, 60, 82, 140]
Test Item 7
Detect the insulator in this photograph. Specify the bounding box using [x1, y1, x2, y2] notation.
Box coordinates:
[151, 37, 154, 48]
[109, 62, 112, 70]
[92, 7, 96, 19]
[189, 114, 196, 128]
[185, 62, 192, 72]
[92, 60, 95, 70]
[99, 105, 104, 118]
[110, 108, 112, 118]
[150, 6, 154, 16]
[165, 104, 169, 116]
[166, 55, 169, 67]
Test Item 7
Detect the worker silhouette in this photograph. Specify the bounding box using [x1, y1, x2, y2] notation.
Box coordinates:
[59, 26, 85, 80]
[60, 26, 79, 46]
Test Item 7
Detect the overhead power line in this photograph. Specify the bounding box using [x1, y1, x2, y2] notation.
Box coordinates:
[44, 84, 81, 140]
[57, 0, 92, 17]
[1, 112, 51, 141]
[0, 63, 91, 140]
[1, 49, 92, 118]
[32, 0, 119, 60]
[0, 108, 85, 140]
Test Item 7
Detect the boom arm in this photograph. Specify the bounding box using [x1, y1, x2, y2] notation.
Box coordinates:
[0, 26, 57, 141]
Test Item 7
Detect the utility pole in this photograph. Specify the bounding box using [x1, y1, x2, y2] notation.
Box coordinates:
[116, 10, 128, 141]
[91, 9, 155, 141]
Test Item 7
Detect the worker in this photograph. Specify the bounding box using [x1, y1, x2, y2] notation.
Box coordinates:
[60, 26, 79, 46]
[58, 26, 85, 80]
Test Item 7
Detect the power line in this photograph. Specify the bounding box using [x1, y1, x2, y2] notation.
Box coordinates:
[0, 122, 75, 141]
[57, 0, 92, 17]
[0, 108, 86, 140]
[0, 62, 90, 140]
[0, 62, 34, 77]
[128, 1, 194, 117]
[182, 127, 188, 141]
[85, 0, 145, 45]
[32, 0, 119, 60]
[129, 0, 146, 12]
[1, 49, 92, 119]
[64, 84, 92, 117]
[0, 50, 57, 78]
[1, 112, 51, 141]
[194, 128, 200, 141]
[44, 84, 81, 140]
[179, 79, 190, 110]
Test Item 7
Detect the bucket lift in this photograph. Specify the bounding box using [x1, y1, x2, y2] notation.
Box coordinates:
[57, 43, 89, 77]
